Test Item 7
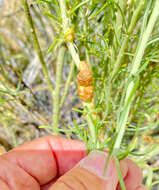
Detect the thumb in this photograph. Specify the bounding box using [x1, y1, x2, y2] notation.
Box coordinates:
[49, 151, 127, 190]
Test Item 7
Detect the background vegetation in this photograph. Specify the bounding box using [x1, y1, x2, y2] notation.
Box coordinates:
[0, 0, 159, 189]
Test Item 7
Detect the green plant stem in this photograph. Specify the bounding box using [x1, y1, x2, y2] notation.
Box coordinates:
[86, 110, 97, 146]
[53, 47, 65, 135]
[114, 0, 159, 152]
[59, 0, 80, 68]
[59, 0, 68, 30]
[111, 0, 145, 81]
[22, 0, 53, 93]
[67, 43, 80, 67]
[60, 60, 75, 107]
[114, 156, 126, 190]
[58, 0, 97, 144]
[115, 0, 126, 40]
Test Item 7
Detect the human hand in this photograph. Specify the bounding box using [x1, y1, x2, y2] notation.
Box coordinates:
[0, 136, 147, 190]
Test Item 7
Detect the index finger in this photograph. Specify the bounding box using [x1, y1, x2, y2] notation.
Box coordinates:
[1, 136, 86, 185]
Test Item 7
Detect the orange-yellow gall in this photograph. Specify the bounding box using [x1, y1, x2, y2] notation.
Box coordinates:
[77, 69, 93, 87]
[78, 85, 94, 102]
[64, 28, 74, 42]
[77, 61, 94, 102]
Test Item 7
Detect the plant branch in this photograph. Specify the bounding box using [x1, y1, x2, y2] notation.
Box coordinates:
[58, 0, 97, 146]
[60, 60, 75, 107]
[111, 0, 145, 81]
[114, 0, 159, 152]
[58, 0, 80, 68]
[22, 0, 54, 93]
[53, 47, 65, 135]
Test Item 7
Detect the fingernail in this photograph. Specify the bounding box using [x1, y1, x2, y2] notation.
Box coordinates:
[77, 150, 115, 179]
[135, 185, 148, 190]
[119, 159, 128, 178]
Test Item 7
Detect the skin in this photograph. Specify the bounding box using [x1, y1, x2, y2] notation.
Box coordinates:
[0, 136, 148, 190]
